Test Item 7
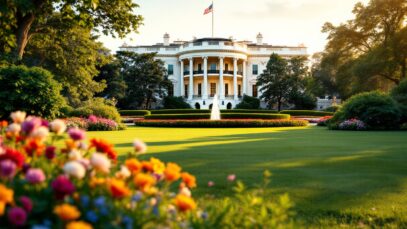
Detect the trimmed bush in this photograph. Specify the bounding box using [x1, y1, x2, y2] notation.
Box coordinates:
[145, 113, 290, 120]
[280, 110, 333, 117]
[223, 109, 278, 114]
[150, 109, 211, 114]
[235, 95, 260, 109]
[163, 96, 191, 109]
[70, 98, 121, 123]
[0, 65, 65, 119]
[119, 110, 151, 116]
[391, 79, 407, 122]
[323, 105, 341, 113]
[135, 119, 307, 128]
[330, 91, 401, 130]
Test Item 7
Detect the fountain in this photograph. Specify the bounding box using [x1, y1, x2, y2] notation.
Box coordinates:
[210, 94, 221, 120]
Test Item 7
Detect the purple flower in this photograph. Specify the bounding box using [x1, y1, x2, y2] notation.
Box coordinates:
[7, 207, 27, 226]
[26, 168, 46, 184]
[45, 146, 56, 160]
[21, 117, 42, 134]
[19, 196, 33, 212]
[51, 175, 75, 200]
[0, 159, 17, 178]
[68, 128, 86, 141]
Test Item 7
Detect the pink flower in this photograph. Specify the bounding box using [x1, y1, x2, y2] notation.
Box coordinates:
[227, 174, 236, 182]
[0, 159, 16, 179]
[50, 119, 66, 135]
[25, 168, 46, 184]
[51, 175, 75, 200]
[133, 139, 147, 154]
[21, 117, 42, 134]
[208, 181, 215, 187]
[19, 196, 33, 212]
[88, 115, 98, 123]
[68, 128, 86, 141]
[7, 207, 27, 226]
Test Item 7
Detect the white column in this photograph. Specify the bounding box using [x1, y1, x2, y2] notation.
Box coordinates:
[203, 56, 208, 99]
[180, 60, 184, 97]
[233, 58, 238, 100]
[219, 57, 224, 99]
[243, 60, 247, 95]
[188, 58, 193, 100]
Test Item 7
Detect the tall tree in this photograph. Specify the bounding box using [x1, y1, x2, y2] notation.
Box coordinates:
[116, 51, 171, 109]
[0, 0, 143, 60]
[257, 54, 308, 111]
[95, 61, 127, 102]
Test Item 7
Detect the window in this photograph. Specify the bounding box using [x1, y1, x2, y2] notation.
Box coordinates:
[225, 83, 229, 96]
[198, 83, 202, 96]
[252, 64, 258, 75]
[252, 85, 258, 97]
[210, 63, 217, 71]
[184, 84, 188, 98]
[168, 64, 174, 75]
[210, 83, 216, 96]
[225, 64, 229, 71]
[168, 83, 174, 97]
[238, 85, 242, 97]
[198, 64, 202, 72]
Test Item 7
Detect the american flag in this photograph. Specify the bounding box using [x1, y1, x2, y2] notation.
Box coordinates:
[204, 4, 213, 15]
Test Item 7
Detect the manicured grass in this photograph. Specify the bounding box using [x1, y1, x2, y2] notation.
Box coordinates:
[88, 126, 407, 227]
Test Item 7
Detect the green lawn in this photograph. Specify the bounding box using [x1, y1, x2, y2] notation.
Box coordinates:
[88, 126, 407, 227]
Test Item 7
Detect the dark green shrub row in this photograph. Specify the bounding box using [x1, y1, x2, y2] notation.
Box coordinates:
[144, 113, 290, 120]
[149, 109, 278, 115]
[223, 109, 278, 114]
[119, 110, 151, 116]
[280, 110, 334, 117]
[134, 119, 307, 128]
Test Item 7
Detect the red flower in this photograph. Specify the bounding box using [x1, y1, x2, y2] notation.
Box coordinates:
[51, 175, 76, 200]
[0, 148, 25, 168]
[24, 139, 46, 157]
[89, 138, 117, 160]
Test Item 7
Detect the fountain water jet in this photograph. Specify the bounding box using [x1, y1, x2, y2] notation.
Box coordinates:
[210, 94, 221, 120]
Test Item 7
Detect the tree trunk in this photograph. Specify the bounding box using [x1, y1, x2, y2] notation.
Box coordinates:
[14, 12, 35, 60]
[278, 100, 282, 112]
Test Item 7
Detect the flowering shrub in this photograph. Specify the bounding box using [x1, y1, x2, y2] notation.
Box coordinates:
[316, 116, 333, 126]
[338, 119, 367, 130]
[66, 115, 122, 131]
[0, 111, 295, 228]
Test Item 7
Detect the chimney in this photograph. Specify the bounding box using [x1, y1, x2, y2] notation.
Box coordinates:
[163, 33, 170, 46]
[256, 33, 263, 45]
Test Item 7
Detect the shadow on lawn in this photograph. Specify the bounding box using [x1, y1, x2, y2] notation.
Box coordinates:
[124, 127, 407, 225]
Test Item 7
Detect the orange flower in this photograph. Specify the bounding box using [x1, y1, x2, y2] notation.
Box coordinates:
[61, 139, 78, 154]
[181, 172, 197, 189]
[66, 221, 93, 229]
[24, 139, 46, 157]
[141, 161, 154, 173]
[0, 120, 8, 128]
[53, 204, 81, 221]
[89, 177, 106, 188]
[173, 194, 196, 212]
[0, 184, 13, 216]
[108, 179, 131, 198]
[134, 173, 156, 191]
[89, 138, 117, 160]
[164, 163, 181, 182]
[125, 159, 142, 174]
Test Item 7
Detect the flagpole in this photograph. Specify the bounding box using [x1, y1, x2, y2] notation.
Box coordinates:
[212, 0, 214, 37]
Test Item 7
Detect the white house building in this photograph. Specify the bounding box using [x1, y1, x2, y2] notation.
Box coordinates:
[119, 33, 308, 109]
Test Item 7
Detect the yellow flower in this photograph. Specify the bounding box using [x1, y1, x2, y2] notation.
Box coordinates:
[134, 173, 156, 191]
[66, 221, 93, 229]
[89, 177, 106, 188]
[54, 204, 81, 221]
[0, 202, 5, 216]
[173, 194, 196, 212]
[150, 157, 165, 174]
[164, 163, 181, 182]
[0, 184, 13, 204]
[108, 179, 131, 198]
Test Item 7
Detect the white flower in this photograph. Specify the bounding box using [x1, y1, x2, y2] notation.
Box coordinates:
[68, 150, 83, 161]
[179, 187, 191, 197]
[63, 161, 86, 179]
[50, 119, 66, 135]
[133, 139, 147, 154]
[90, 152, 111, 173]
[10, 111, 26, 124]
[7, 123, 21, 135]
[115, 165, 131, 179]
[31, 126, 49, 141]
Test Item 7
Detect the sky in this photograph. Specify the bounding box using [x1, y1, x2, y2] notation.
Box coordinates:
[98, 0, 370, 55]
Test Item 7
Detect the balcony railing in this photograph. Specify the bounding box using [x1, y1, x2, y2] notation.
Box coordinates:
[193, 95, 202, 98]
[183, 70, 244, 75]
[193, 70, 204, 74]
[208, 70, 220, 74]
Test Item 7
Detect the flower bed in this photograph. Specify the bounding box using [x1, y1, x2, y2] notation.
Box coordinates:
[0, 111, 295, 228]
[316, 116, 333, 126]
[134, 119, 308, 128]
[65, 115, 122, 131]
[144, 113, 290, 120]
[331, 119, 367, 130]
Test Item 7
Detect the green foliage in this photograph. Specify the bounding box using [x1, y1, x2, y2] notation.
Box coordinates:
[235, 95, 260, 109]
[116, 51, 171, 109]
[330, 91, 401, 129]
[135, 119, 307, 128]
[0, 65, 65, 119]
[119, 110, 151, 116]
[257, 54, 308, 111]
[163, 96, 191, 109]
[144, 113, 290, 120]
[224, 109, 278, 114]
[149, 109, 278, 115]
[323, 105, 342, 112]
[289, 91, 317, 110]
[95, 61, 127, 101]
[69, 98, 121, 123]
[280, 110, 334, 117]
[391, 79, 407, 121]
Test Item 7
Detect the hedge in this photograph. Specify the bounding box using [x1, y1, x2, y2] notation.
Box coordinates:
[144, 113, 290, 120]
[279, 110, 334, 117]
[149, 109, 277, 115]
[119, 110, 151, 116]
[222, 109, 278, 114]
[134, 119, 308, 128]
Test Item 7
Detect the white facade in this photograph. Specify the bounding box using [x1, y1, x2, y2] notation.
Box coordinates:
[120, 33, 308, 109]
